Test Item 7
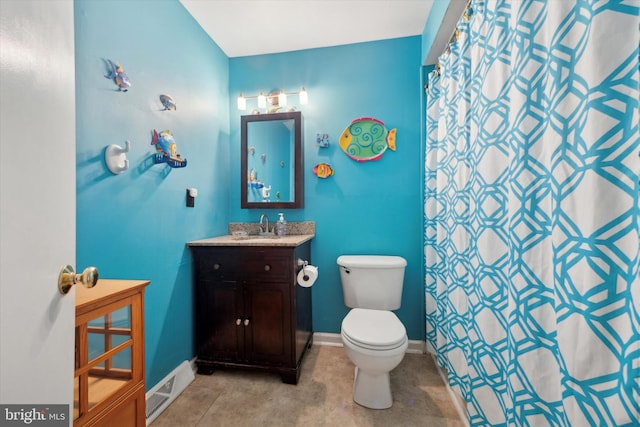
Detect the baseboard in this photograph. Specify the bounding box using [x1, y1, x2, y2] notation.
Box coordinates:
[312, 332, 343, 347]
[145, 360, 196, 425]
[312, 332, 426, 354]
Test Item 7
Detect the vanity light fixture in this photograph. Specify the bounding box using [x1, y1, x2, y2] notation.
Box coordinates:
[278, 90, 287, 107]
[258, 92, 267, 108]
[236, 87, 309, 110]
[299, 87, 308, 105]
[237, 94, 247, 110]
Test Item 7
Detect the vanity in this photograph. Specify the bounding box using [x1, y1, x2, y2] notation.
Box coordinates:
[187, 226, 314, 384]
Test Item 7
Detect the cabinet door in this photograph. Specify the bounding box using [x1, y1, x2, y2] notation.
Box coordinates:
[243, 282, 292, 365]
[196, 280, 243, 362]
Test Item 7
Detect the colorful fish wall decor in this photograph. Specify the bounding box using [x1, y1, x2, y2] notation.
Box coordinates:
[104, 59, 131, 92]
[339, 117, 397, 162]
[150, 129, 187, 168]
[248, 168, 264, 189]
[159, 94, 176, 110]
[313, 163, 334, 178]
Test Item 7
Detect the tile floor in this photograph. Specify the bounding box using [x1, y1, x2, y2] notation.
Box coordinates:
[151, 345, 465, 427]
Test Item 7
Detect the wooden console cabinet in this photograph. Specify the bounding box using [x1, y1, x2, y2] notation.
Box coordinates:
[190, 241, 312, 384]
[74, 279, 149, 426]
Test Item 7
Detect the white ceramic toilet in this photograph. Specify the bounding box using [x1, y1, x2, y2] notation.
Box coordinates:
[337, 255, 408, 409]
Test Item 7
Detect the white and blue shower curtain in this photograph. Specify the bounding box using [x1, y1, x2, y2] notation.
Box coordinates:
[424, 1, 639, 426]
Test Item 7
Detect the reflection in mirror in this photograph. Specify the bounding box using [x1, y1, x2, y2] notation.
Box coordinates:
[246, 119, 293, 203]
[241, 112, 303, 209]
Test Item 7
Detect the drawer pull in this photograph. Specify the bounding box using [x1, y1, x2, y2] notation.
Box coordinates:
[236, 318, 242, 326]
[213, 263, 220, 270]
[264, 264, 271, 271]
[243, 319, 250, 326]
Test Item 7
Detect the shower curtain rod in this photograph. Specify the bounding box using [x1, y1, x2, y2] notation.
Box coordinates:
[425, 0, 473, 90]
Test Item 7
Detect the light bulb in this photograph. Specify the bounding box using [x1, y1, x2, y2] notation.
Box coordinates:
[258, 92, 266, 108]
[278, 91, 287, 106]
[299, 87, 308, 105]
[237, 94, 246, 110]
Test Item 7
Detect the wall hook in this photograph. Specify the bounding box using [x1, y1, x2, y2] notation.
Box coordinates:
[105, 140, 130, 174]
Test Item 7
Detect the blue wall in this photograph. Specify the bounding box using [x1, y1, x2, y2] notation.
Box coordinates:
[229, 37, 425, 340]
[74, 0, 229, 388]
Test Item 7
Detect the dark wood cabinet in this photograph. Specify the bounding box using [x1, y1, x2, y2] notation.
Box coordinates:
[190, 241, 312, 384]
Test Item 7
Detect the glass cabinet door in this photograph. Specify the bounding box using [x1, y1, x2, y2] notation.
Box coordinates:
[74, 304, 134, 420]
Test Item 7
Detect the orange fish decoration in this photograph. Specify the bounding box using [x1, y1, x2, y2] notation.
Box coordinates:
[313, 163, 334, 178]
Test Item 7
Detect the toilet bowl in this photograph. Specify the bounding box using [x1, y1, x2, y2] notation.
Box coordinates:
[341, 308, 408, 409]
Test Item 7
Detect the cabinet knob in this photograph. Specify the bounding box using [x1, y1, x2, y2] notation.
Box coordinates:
[236, 318, 242, 326]
[243, 319, 250, 326]
[264, 264, 271, 271]
[213, 263, 220, 270]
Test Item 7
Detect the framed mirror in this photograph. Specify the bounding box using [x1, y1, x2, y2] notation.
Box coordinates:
[241, 111, 303, 209]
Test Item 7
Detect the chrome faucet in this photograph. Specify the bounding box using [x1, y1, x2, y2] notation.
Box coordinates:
[259, 214, 270, 234]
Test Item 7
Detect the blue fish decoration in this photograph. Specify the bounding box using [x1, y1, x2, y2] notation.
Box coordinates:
[159, 94, 176, 110]
[151, 129, 187, 168]
[104, 59, 131, 92]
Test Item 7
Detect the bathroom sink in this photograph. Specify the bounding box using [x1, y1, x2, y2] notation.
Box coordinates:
[231, 235, 280, 241]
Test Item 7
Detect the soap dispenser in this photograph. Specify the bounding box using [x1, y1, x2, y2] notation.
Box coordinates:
[275, 213, 288, 236]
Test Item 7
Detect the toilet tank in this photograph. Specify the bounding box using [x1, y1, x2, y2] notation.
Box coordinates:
[337, 255, 407, 310]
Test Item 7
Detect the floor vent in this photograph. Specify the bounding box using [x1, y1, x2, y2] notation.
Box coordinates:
[146, 360, 195, 425]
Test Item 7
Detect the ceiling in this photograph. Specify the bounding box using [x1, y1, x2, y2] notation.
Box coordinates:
[179, 0, 436, 58]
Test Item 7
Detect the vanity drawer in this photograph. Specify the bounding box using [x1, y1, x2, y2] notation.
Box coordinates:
[197, 248, 242, 280]
[242, 252, 290, 283]
[195, 247, 291, 282]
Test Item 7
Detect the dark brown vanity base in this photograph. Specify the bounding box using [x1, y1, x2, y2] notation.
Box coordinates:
[196, 333, 313, 384]
[189, 241, 313, 385]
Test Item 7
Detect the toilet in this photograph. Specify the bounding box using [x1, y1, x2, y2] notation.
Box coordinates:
[337, 255, 408, 409]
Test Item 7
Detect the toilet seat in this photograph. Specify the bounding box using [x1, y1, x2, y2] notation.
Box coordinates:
[341, 308, 407, 351]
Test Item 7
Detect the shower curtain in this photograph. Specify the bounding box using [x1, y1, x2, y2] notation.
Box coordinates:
[424, 1, 639, 426]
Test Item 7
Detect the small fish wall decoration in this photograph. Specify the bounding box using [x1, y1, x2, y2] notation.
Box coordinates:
[313, 163, 334, 178]
[104, 59, 131, 92]
[150, 129, 187, 168]
[248, 168, 264, 189]
[159, 94, 176, 110]
[316, 133, 330, 148]
[339, 117, 397, 162]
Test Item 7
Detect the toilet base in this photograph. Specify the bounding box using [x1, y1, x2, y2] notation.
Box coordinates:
[351, 366, 393, 409]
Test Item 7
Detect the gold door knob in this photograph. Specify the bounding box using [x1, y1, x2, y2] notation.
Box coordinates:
[58, 265, 99, 294]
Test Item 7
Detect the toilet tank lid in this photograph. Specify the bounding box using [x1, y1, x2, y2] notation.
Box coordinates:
[337, 255, 407, 269]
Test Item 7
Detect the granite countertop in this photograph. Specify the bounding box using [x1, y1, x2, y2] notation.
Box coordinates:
[187, 221, 315, 247]
[187, 233, 314, 247]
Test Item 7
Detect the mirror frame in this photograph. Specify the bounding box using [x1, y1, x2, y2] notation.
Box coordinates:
[241, 111, 303, 209]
